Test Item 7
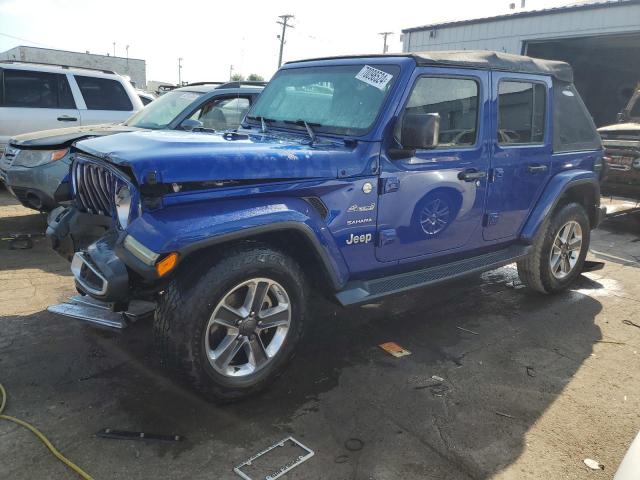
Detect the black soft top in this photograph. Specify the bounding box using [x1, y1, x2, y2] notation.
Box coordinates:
[289, 50, 573, 83]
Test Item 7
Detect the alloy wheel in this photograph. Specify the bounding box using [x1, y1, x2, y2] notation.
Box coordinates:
[549, 220, 583, 279]
[205, 278, 291, 377]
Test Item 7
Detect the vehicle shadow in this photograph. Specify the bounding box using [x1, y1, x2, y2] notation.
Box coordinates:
[0, 267, 603, 479]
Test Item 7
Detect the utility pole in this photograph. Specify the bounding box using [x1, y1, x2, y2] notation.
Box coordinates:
[126, 45, 129, 64]
[178, 57, 183, 85]
[113, 42, 116, 57]
[378, 32, 393, 54]
[229, 64, 233, 80]
[277, 14, 295, 68]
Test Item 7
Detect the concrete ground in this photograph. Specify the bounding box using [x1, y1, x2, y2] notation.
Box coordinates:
[0, 189, 639, 480]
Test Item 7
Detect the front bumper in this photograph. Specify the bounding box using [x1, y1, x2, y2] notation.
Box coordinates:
[4, 159, 71, 211]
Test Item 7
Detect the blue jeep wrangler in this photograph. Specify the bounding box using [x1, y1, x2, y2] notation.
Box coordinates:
[47, 51, 605, 401]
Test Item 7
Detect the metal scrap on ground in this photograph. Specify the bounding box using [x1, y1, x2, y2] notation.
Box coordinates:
[379, 342, 411, 357]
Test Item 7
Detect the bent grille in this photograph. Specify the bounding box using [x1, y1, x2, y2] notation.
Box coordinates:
[72, 157, 127, 216]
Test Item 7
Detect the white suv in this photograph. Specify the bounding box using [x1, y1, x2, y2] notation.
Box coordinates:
[0, 61, 143, 153]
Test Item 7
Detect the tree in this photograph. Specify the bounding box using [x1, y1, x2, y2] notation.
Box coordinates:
[230, 73, 245, 81]
[247, 73, 264, 81]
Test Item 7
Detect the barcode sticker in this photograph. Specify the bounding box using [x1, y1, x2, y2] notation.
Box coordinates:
[355, 65, 393, 90]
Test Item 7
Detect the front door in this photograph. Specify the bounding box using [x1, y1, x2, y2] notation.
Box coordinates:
[483, 73, 552, 241]
[376, 68, 490, 262]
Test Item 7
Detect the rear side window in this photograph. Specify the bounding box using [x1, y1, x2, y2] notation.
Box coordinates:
[402, 77, 479, 148]
[74, 75, 133, 111]
[1, 69, 76, 109]
[498, 81, 546, 144]
[191, 96, 251, 131]
[553, 81, 602, 152]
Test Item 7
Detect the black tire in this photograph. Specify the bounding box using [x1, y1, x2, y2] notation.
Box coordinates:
[154, 244, 307, 403]
[517, 202, 590, 294]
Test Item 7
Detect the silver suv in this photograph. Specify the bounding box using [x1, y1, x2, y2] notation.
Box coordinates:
[0, 61, 143, 154]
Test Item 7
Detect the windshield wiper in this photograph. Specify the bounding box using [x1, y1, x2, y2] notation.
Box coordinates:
[246, 115, 276, 133]
[284, 119, 321, 144]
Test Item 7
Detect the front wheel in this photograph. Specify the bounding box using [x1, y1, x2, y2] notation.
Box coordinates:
[154, 245, 307, 402]
[517, 202, 590, 294]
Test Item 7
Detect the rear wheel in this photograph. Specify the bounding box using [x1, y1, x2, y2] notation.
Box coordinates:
[154, 245, 307, 402]
[517, 202, 590, 293]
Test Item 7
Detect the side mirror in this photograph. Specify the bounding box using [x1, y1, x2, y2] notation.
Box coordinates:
[181, 119, 203, 131]
[616, 112, 628, 123]
[400, 113, 440, 149]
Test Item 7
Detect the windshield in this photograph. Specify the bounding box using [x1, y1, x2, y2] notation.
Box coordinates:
[124, 90, 203, 129]
[247, 64, 400, 136]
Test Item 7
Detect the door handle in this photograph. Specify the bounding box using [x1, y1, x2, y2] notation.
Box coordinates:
[458, 169, 487, 182]
[527, 164, 548, 173]
[57, 116, 78, 122]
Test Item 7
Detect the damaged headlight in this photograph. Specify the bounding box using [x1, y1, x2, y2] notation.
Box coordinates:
[12, 149, 68, 167]
[123, 235, 159, 266]
[114, 185, 132, 228]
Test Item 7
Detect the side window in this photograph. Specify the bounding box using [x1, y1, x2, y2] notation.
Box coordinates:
[58, 74, 76, 109]
[191, 96, 250, 131]
[2, 69, 61, 108]
[498, 81, 546, 144]
[402, 77, 479, 148]
[74, 75, 133, 111]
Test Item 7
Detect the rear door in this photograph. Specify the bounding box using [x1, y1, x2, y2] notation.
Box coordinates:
[73, 75, 136, 125]
[483, 73, 552, 241]
[0, 68, 79, 144]
[376, 67, 490, 262]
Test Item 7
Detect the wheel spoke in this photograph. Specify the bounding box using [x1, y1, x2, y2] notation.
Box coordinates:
[552, 254, 562, 273]
[568, 237, 582, 251]
[247, 336, 268, 367]
[561, 256, 571, 274]
[258, 304, 290, 329]
[213, 304, 243, 328]
[213, 334, 244, 369]
[244, 281, 270, 314]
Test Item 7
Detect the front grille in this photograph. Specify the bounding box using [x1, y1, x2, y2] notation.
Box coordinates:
[72, 157, 126, 216]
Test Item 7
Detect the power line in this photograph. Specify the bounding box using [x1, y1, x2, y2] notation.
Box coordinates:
[277, 14, 295, 68]
[0, 31, 55, 49]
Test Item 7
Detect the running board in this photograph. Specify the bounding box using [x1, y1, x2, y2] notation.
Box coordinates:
[336, 245, 531, 306]
[47, 295, 155, 330]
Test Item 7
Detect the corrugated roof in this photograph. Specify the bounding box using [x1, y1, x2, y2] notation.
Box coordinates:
[402, 0, 640, 33]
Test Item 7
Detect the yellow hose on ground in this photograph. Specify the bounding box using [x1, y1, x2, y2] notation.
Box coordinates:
[0, 383, 94, 480]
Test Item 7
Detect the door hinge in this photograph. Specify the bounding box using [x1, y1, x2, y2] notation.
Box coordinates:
[379, 177, 400, 194]
[378, 228, 397, 246]
[483, 212, 500, 226]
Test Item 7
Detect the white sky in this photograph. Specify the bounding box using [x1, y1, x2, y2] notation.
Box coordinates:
[0, 0, 584, 84]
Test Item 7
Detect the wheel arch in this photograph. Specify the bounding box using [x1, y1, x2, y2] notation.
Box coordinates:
[520, 170, 601, 244]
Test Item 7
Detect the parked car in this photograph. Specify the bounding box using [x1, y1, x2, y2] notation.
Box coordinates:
[598, 83, 640, 200]
[136, 90, 156, 105]
[0, 61, 144, 155]
[0, 81, 264, 211]
[47, 51, 604, 402]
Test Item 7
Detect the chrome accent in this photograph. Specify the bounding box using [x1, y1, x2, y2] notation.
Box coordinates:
[72, 157, 129, 217]
[71, 251, 108, 296]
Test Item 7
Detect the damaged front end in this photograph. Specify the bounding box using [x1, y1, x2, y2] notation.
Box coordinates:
[47, 153, 164, 329]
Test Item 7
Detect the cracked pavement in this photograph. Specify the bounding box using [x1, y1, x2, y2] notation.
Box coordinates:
[0, 190, 639, 479]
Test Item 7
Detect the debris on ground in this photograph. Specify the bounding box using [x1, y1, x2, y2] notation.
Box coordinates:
[495, 412, 515, 419]
[583, 458, 604, 470]
[234, 437, 314, 480]
[96, 429, 183, 442]
[506, 280, 526, 289]
[344, 438, 364, 452]
[431, 375, 445, 382]
[456, 326, 479, 335]
[379, 342, 411, 358]
[526, 366, 536, 377]
[623, 320, 640, 329]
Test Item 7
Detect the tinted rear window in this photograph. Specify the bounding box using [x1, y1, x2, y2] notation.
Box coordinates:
[75, 75, 133, 111]
[2, 69, 76, 109]
[553, 81, 601, 152]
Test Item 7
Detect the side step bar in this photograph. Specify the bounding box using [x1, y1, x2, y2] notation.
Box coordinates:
[48, 295, 155, 330]
[336, 245, 531, 306]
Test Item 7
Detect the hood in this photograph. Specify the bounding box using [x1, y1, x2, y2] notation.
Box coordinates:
[75, 130, 370, 185]
[598, 122, 640, 133]
[10, 124, 141, 149]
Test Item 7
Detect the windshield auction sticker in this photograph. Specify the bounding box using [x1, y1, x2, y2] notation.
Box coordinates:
[355, 65, 393, 90]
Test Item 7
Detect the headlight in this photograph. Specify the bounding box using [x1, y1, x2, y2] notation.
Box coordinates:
[123, 235, 159, 266]
[12, 149, 68, 167]
[114, 185, 132, 228]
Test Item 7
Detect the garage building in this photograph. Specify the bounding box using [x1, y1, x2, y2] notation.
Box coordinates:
[401, 0, 640, 126]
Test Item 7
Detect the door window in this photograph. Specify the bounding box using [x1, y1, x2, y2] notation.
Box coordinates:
[74, 75, 133, 111]
[2, 69, 76, 109]
[191, 96, 250, 131]
[497, 81, 546, 144]
[401, 77, 479, 148]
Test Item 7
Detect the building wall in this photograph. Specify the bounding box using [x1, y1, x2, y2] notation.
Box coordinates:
[402, 2, 640, 54]
[0, 46, 146, 88]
